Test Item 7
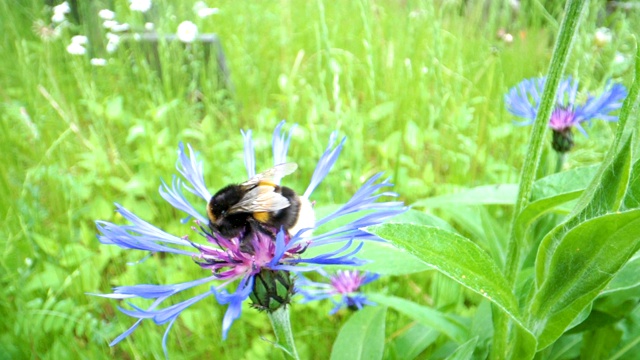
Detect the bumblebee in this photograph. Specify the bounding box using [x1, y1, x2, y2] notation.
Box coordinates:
[206, 163, 315, 241]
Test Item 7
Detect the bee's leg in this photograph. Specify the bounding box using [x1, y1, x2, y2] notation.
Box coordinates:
[239, 219, 265, 254]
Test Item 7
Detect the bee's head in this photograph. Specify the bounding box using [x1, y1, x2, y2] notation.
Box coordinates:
[207, 185, 247, 238]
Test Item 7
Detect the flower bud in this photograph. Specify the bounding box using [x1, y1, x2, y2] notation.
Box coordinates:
[249, 270, 294, 312]
[552, 128, 574, 153]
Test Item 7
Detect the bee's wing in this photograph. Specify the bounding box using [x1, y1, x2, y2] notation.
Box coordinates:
[241, 163, 298, 189]
[227, 185, 290, 214]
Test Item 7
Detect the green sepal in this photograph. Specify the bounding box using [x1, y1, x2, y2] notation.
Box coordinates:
[551, 128, 574, 153]
[250, 270, 295, 312]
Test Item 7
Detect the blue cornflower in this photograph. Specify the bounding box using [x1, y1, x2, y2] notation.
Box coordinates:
[92, 121, 405, 356]
[505, 77, 627, 152]
[296, 269, 380, 314]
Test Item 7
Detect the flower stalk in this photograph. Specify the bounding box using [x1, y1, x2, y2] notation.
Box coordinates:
[555, 152, 567, 173]
[494, 0, 588, 358]
[268, 306, 300, 360]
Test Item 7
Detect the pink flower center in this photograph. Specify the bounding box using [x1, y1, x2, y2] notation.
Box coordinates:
[549, 107, 577, 131]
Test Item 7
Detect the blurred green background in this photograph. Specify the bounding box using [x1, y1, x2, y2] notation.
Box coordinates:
[1, 0, 637, 358]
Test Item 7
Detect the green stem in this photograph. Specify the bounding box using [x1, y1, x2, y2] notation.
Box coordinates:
[268, 306, 300, 360]
[493, 0, 588, 359]
[555, 152, 567, 173]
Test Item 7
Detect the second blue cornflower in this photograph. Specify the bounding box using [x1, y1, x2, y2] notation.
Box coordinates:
[505, 77, 627, 153]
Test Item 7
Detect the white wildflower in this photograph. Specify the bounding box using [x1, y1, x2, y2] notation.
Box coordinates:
[130, 0, 152, 12]
[90, 58, 107, 66]
[71, 35, 88, 45]
[98, 9, 115, 20]
[67, 42, 86, 55]
[106, 42, 118, 53]
[594, 27, 612, 48]
[106, 33, 121, 53]
[52, 1, 70, 23]
[193, 1, 219, 18]
[106, 32, 120, 42]
[111, 23, 131, 32]
[177, 21, 198, 43]
[103, 20, 117, 29]
[613, 52, 627, 66]
[144, 22, 154, 31]
[53, 1, 70, 15]
[197, 7, 219, 18]
[193, 1, 207, 11]
[51, 11, 66, 23]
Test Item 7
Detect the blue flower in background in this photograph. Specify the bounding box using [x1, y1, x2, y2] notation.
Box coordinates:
[297, 269, 380, 314]
[92, 121, 405, 356]
[505, 77, 627, 152]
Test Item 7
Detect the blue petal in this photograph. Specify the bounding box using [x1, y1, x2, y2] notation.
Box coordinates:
[176, 143, 213, 201]
[111, 275, 217, 299]
[153, 291, 212, 324]
[576, 82, 627, 123]
[555, 76, 579, 108]
[316, 174, 406, 227]
[96, 222, 195, 255]
[361, 272, 381, 286]
[298, 291, 334, 303]
[241, 129, 256, 178]
[159, 176, 209, 224]
[303, 132, 346, 198]
[272, 120, 297, 168]
[109, 296, 168, 345]
[116, 291, 212, 325]
[294, 241, 366, 266]
[329, 299, 347, 315]
[109, 319, 143, 346]
[312, 206, 407, 247]
[505, 77, 545, 121]
[113, 204, 192, 246]
[162, 316, 178, 359]
[212, 276, 254, 340]
[268, 228, 288, 267]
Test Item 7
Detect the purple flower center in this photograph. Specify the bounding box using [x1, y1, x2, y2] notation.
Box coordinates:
[330, 270, 367, 294]
[194, 226, 306, 281]
[549, 107, 577, 131]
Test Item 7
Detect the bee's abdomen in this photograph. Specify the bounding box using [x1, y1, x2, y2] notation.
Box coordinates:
[270, 186, 301, 230]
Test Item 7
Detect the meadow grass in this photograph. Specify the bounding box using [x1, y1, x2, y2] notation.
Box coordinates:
[1, 0, 638, 359]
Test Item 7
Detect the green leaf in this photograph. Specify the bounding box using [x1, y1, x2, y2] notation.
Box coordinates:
[530, 165, 599, 202]
[366, 224, 520, 322]
[369, 293, 469, 343]
[445, 336, 478, 360]
[366, 224, 539, 359]
[391, 209, 457, 232]
[330, 306, 386, 360]
[413, 184, 518, 208]
[600, 253, 640, 296]
[515, 166, 599, 237]
[528, 209, 640, 349]
[535, 135, 633, 284]
[622, 159, 640, 210]
[105, 96, 123, 120]
[317, 210, 454, 275]
[607, 305, 640, 359]
[580, 324, 622, 360]
[440, 206, 508, 269]
[545, 333, 582, 360]
[357, 241, 432, 275]
[390, 324, 438, 360]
